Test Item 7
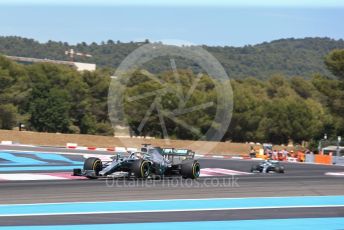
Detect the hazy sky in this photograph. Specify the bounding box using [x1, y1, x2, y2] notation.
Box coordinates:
[0, 0, 343, 46]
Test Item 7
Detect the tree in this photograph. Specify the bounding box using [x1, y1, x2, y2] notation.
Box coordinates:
[29, 87, 71, 133]
[80, 113, 97, 134]
[290, 76, 314, 99]
[0, 104, 17, 129]
[325, 49, 344, 80]
[312, 75, 344, 136]
[256, 98, 310, 144]
[226, 80, 265, 142]
[122, 70, 218, 140]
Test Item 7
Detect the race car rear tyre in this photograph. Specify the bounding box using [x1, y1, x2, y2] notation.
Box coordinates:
[84, 157, 102, 179]
[132, 160, 151, 179]
[275, 166, 285, 173]
[181, 161, 200, 179]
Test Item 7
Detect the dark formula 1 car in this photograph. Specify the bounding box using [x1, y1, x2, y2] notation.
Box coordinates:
[250, 160, 285, 173]
[73, 144, 200, 179]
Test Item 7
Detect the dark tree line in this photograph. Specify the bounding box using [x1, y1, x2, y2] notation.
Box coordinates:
[0, 49, 343, 145]
[1, 36, 344, 79]
[0, 56, 113, 135]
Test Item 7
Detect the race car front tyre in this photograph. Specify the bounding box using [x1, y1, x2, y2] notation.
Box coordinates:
[132, 160, 151, 178]
[181, 161, 200, 179]
[83, 157, 102, 179]
[250, 165, 260, 172]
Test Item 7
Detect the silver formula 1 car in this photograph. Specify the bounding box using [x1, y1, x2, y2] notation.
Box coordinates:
[73, 144, 200, 179]
[250, 160, 285, 173]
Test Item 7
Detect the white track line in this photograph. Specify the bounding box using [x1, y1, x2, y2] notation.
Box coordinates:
[0, 168, 250, 181]
[0, 173, 66, 181]
[202, 168, 252, 175]
[325, 172, 344, 176]
[1, 205, 344, 217]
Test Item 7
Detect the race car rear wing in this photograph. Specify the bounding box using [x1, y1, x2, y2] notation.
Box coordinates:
[162, 148, 195, 157]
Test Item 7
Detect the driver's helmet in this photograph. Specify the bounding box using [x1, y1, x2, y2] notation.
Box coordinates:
[136, 152, 143, 159]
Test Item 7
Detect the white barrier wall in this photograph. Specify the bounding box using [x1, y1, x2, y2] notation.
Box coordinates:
[1, 141, 13, 145]
[305, 154, 315, 163]
[333, 156, 344, 166]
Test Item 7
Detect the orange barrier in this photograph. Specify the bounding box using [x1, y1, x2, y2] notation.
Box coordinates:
[314, 154, 332, 165]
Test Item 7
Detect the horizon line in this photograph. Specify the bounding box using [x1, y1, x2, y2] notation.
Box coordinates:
[0, 35, 343, 48]
[1, 0, 344, 8]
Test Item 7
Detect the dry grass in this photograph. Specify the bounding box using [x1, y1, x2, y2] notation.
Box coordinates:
[0, 130, 255, 155]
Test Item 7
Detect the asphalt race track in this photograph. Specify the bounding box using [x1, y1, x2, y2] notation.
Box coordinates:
[0, 144, 343, 229]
